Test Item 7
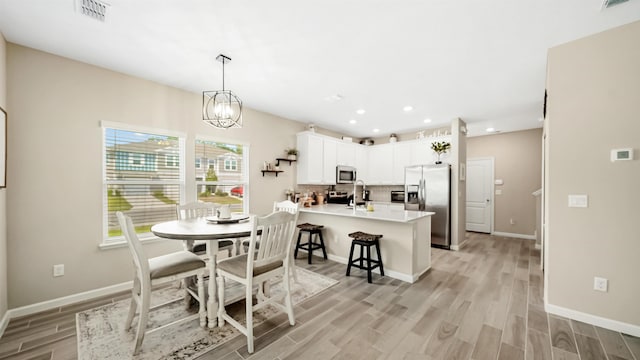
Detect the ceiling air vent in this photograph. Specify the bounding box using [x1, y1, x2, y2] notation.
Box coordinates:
[77, 0, 109, 21]
[601, 0, 629, 9]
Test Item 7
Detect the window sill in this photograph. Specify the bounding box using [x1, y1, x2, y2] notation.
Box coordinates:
[99, 234, 169, 250]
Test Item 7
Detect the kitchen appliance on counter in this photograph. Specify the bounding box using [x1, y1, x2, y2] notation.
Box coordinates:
[390, 190, 404, 203]
[336, 165, 357, 184]
[327, 191, 349, 204]
[405, 164, 451, 249]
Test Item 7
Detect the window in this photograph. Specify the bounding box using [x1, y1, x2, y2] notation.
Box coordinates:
[195, 158, 201, 169]
[103, 124, 185, 243]
[195, 138, 248, 213]
[224, 158, 238, 171]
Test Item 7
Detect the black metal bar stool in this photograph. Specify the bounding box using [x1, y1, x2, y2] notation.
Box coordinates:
[346, 231, 385, 283]
[295, 223, 328, 264]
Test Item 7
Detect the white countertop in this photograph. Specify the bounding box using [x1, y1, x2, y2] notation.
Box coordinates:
[298, 203, 434, 223]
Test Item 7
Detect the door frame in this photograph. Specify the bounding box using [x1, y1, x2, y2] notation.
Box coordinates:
[466, 157, 495, 234]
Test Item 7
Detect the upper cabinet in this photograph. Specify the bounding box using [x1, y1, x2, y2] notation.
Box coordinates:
[296, 131, 452, 185]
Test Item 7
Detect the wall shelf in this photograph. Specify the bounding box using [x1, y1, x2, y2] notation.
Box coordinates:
[261, 170, 284, 177]
[275, 158, 296, 167]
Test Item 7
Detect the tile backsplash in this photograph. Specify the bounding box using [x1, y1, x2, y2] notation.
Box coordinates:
[295, 184, 403, 203]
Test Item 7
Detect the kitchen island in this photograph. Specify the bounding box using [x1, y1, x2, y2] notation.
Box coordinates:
[298, 204, 434, 283]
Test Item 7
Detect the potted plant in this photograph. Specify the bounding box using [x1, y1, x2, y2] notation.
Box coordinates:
[286, 148, 298, 160]
[431, 141, 451, 164]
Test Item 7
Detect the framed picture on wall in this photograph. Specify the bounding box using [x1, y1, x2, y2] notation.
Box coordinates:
[0, 106, 5, 188]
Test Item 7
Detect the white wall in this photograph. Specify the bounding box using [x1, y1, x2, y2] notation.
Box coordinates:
[0, 32, 8, 329]
[546, 20, 640, 330]
[6, 43, 306, 307]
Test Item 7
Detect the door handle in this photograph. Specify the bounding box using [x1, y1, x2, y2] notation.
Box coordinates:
[486, 199, 490, 203]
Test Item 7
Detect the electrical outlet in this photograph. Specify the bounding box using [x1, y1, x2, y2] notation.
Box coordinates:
[53, 264, 65, 277]
[594, 277, 608, 292]
[510, 218, 516, 225]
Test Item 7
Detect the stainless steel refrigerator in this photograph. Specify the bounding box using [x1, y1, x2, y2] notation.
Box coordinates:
[404, 164, 451, 249]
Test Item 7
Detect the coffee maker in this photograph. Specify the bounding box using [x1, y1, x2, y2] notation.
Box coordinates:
[362, 189, 370, 202]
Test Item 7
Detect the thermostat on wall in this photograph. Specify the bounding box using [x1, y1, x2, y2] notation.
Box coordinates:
[611, 148, 633, 162]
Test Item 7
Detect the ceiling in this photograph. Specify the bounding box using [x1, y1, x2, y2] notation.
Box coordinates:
[1, 0, 639, 137]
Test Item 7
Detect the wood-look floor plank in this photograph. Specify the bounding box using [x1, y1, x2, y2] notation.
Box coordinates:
[549, 315, 578, 354]
[421, 320, 458, 358]
[574, 333, 607, 360]
[621, 334, 640, 360]
[497, 342, 524, 360]
[552, 347, 580, 360]
[526, 328, 552, 360]
[527, 305, 549, 334]
[595, 327, 634, 360]
[471, 325, 502, 360]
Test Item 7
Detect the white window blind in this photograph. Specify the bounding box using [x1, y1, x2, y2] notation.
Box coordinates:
[103, 126, 184, 242]
[194, 138, 249, 213]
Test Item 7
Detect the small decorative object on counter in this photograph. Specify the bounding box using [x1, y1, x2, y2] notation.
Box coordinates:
[431, 141, 451, 164]
[367, 202, 374, 212]
[285, 188, 294, 201]
[285, 147, 298, 160]
[389, 133, 398, 143]
[263, 161, 268, 170]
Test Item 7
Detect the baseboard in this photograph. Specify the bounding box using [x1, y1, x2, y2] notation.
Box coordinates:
[6, 281, 132, 319]
[545, 303, 640, 337]
[0, 310, 9, 338]
[326, 253, 417, 283]
[451, 238, 468, 251]
[492, 231, 536, 240]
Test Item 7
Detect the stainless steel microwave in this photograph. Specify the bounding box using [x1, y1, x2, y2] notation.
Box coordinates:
[336, 165, 357, 184]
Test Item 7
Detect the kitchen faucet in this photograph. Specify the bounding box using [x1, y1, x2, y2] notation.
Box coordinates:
[352, 180, 366, 205]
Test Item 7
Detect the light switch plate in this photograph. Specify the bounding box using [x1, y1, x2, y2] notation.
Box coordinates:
[495, 189, 502, 195]
[495, 179, 504, 185]
[568, 194, 588, 208]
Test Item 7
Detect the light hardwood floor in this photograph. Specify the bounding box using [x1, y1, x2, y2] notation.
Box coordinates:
[1, 232, 638, 360]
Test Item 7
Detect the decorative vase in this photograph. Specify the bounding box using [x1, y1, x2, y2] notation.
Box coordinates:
[287, 154, 297, 160]
[435, 153, 443, 164]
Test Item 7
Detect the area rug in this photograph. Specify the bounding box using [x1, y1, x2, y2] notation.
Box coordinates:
[76, 268, 338, 359]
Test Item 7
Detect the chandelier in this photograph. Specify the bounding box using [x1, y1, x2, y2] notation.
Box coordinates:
[203, 54, 243, 129]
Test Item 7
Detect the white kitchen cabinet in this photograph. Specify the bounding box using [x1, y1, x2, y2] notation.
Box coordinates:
[410, 139, 432, 165]
[355, 145, 368, 182]
[393, 142, 411, 184]
[296, 132, 324, 184]
[296, 132, 339, 185]
[322, 138, 337, 184]
[367, 143, 393, 184]
[336, 141, 356, 166]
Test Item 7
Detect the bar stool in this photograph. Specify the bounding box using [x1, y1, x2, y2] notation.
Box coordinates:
[295, 223, 327, 264]
[346, 231, 385, 283]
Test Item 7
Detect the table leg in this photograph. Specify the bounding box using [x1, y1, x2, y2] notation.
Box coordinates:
[207, 240, 219, 328]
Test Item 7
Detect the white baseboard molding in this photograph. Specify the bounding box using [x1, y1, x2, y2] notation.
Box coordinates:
[326, 253, 417, 283]
[6, 281, 133, 320]
[546, 303, 640, 337]
[0, 310, 9, 338]
[492, 231, 536, 240]
[451, 239, 468, 251]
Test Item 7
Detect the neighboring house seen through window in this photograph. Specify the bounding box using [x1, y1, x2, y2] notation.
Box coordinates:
[103, 124, 184, 243]
[195, 138, 248, 213]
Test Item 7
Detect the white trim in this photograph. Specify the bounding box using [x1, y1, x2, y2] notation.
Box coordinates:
[450, 245, 460, 251]
[545, 303, 640, 337]
[0, 310, 9, 338]
[325, 253, 418, 283]
[492, 231, 536, 240]
[100, 120, 187, 139]
[5, 281, 132, 319]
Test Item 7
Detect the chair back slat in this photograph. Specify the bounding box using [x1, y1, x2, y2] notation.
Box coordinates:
[177, 202, 220, 220]
[116, 211, 150, 281]
[247, 211, 299, 271]
[273, 200, 299, 214]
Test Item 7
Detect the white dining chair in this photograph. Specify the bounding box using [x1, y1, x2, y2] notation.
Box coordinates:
[273, 200, 300, 284]
[176, 202, 237, 258]
[216, 211, 299, 353]
[116, 211, 206, 355]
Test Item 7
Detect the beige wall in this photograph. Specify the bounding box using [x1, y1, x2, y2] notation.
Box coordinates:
[546, 20, 640, 327]
[0, 33, 8, 324]
[467, 128, 542, 236]
[6, 44, 306, 307]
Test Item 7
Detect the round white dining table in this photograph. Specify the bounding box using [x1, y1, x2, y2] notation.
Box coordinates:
[151, 216, 254, 328]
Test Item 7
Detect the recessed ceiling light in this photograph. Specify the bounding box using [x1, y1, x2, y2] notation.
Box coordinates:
[403, 106, 413, 112]
[373, 128, 380, 133]
[486, 127, 496, 132]
[424, 118, 432, 123]
[356, 109, 365, 115]
[349, 119, 357, 124]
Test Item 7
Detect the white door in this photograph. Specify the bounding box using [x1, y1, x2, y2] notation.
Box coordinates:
[466, 158, 493, 233]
